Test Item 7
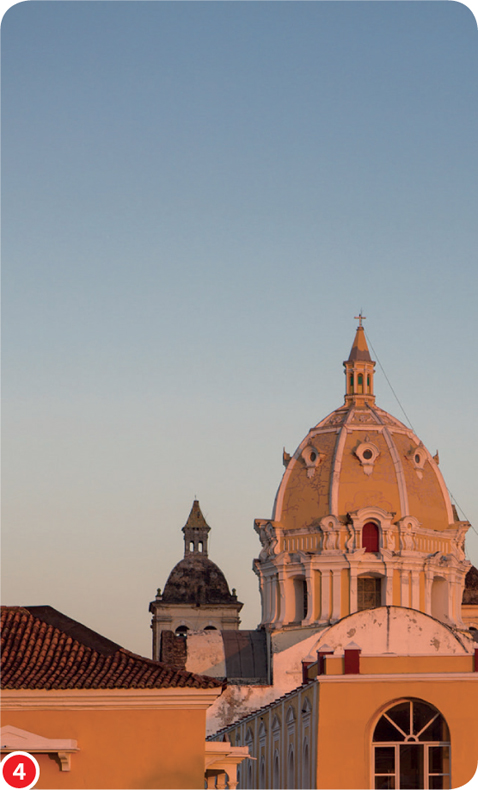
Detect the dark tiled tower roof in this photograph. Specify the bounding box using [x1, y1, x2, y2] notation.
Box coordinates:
[162, 557, 237, 605]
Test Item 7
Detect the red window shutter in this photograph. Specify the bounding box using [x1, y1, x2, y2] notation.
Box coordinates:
[362, 522, 379, 552]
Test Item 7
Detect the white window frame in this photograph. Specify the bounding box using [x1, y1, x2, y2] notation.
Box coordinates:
[371, 700, 451, 789]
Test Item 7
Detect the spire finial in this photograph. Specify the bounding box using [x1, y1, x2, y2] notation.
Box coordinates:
[354, 311, 366, 328]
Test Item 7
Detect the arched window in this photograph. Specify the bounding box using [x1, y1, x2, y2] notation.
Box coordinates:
[302, 739, 310, 789]
[293, 578, 307, 622]
[247, 761, 253, 789]
[363, 522, 380, 552]
[175, 625, 189, 637]
[259, 755, 266, 789]
[373, 699, 450, 789]
[431, 577, 449, 622]
[245, 728, 254, 789]
[358, 373, 364, 393]
[287, 746, 295, 789]
[273, 750, 280, 789]
[204, 625, 217, 630]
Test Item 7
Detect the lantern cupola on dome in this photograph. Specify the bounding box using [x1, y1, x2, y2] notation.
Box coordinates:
[343, 313, 376, 405]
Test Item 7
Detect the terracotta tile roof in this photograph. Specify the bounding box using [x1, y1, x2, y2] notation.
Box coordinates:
[1, 606, 223, 691]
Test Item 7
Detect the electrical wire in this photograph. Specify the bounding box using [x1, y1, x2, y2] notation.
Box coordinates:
[364, 330, 416, 434]
[364, 328, 476, 536]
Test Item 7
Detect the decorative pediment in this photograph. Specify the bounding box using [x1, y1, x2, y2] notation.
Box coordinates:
[285, 705, 296, 724]
[271, 714, 281, 733]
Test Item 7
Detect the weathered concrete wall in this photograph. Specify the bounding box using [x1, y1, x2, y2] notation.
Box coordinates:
[185, 631, 227, 677]
[311, 606, 474, 655]
[206, 684, 281, 736]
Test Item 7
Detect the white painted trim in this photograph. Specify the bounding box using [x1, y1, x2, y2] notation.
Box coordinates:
[374, 413, 409, 517]
[204, 742, 250, 769]
[330, 408, 355, 515]
[317, 673, 477, 683]
[1, 687, 222, 711]
[0, 726, 78, 772]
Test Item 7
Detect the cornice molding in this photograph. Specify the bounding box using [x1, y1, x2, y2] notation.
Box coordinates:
[1, 687, 222, 711]
[317, 672, 478, 684]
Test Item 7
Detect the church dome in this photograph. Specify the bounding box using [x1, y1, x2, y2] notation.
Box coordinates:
[273, 325, 454, 533]
[162, 555, 237, 605]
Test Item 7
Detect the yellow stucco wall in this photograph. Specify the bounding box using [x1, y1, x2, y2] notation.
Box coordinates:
[339, 431, 401, 519]
[315, 678, 478, 789]
[3, 707, 206, 789]
[314, 570, 322, 621]
[280, 432, 338, 530]
[393, 569, 401, 605]
[392, 434, 449, 531]
[341, 569, 350, 619]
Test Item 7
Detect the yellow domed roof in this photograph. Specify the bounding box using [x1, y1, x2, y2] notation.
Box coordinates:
[273, 327, 454, 533]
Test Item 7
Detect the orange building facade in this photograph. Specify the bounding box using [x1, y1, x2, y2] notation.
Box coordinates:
[0, 606, 248, 789]
[212, 651, 478, 789]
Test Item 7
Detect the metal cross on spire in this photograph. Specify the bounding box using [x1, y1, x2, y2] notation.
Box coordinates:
[354, 311, 366, 327]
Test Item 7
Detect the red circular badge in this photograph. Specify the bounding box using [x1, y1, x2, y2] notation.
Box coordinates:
[1, 752, 40, 790]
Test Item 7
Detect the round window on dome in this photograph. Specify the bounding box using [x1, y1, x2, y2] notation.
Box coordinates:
[362, 449, 373, 460]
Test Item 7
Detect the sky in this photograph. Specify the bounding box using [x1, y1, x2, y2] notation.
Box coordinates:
[2, 1, 478, 659]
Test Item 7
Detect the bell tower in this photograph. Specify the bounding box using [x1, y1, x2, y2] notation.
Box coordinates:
[149, 500, 243, 659]
[183, 500, 210, 556]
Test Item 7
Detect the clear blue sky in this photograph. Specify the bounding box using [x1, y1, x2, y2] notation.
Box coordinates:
[2, 1, 478, 657]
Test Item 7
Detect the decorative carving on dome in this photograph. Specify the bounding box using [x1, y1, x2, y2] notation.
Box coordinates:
[319, 516, 342, 554]
[397, 517, 420, 554]
[406, 444, 427, 479]
[353, 411, 375, 424]
[449, 523, 469, 562]
[301, 444, 325, 479]
[324, 412, 346, 426]
[384, 528, 396, 553]
[354, 440, 380, 476]
[345, 523, 356, 552]
[255, 519, 279, 561]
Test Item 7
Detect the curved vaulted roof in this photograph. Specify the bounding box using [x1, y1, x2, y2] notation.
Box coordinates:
[273, 327, 454, 532]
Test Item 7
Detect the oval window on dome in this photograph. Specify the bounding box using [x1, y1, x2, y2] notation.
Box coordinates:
[310, 452, 317, 462]
[415, 453, 421, 464]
